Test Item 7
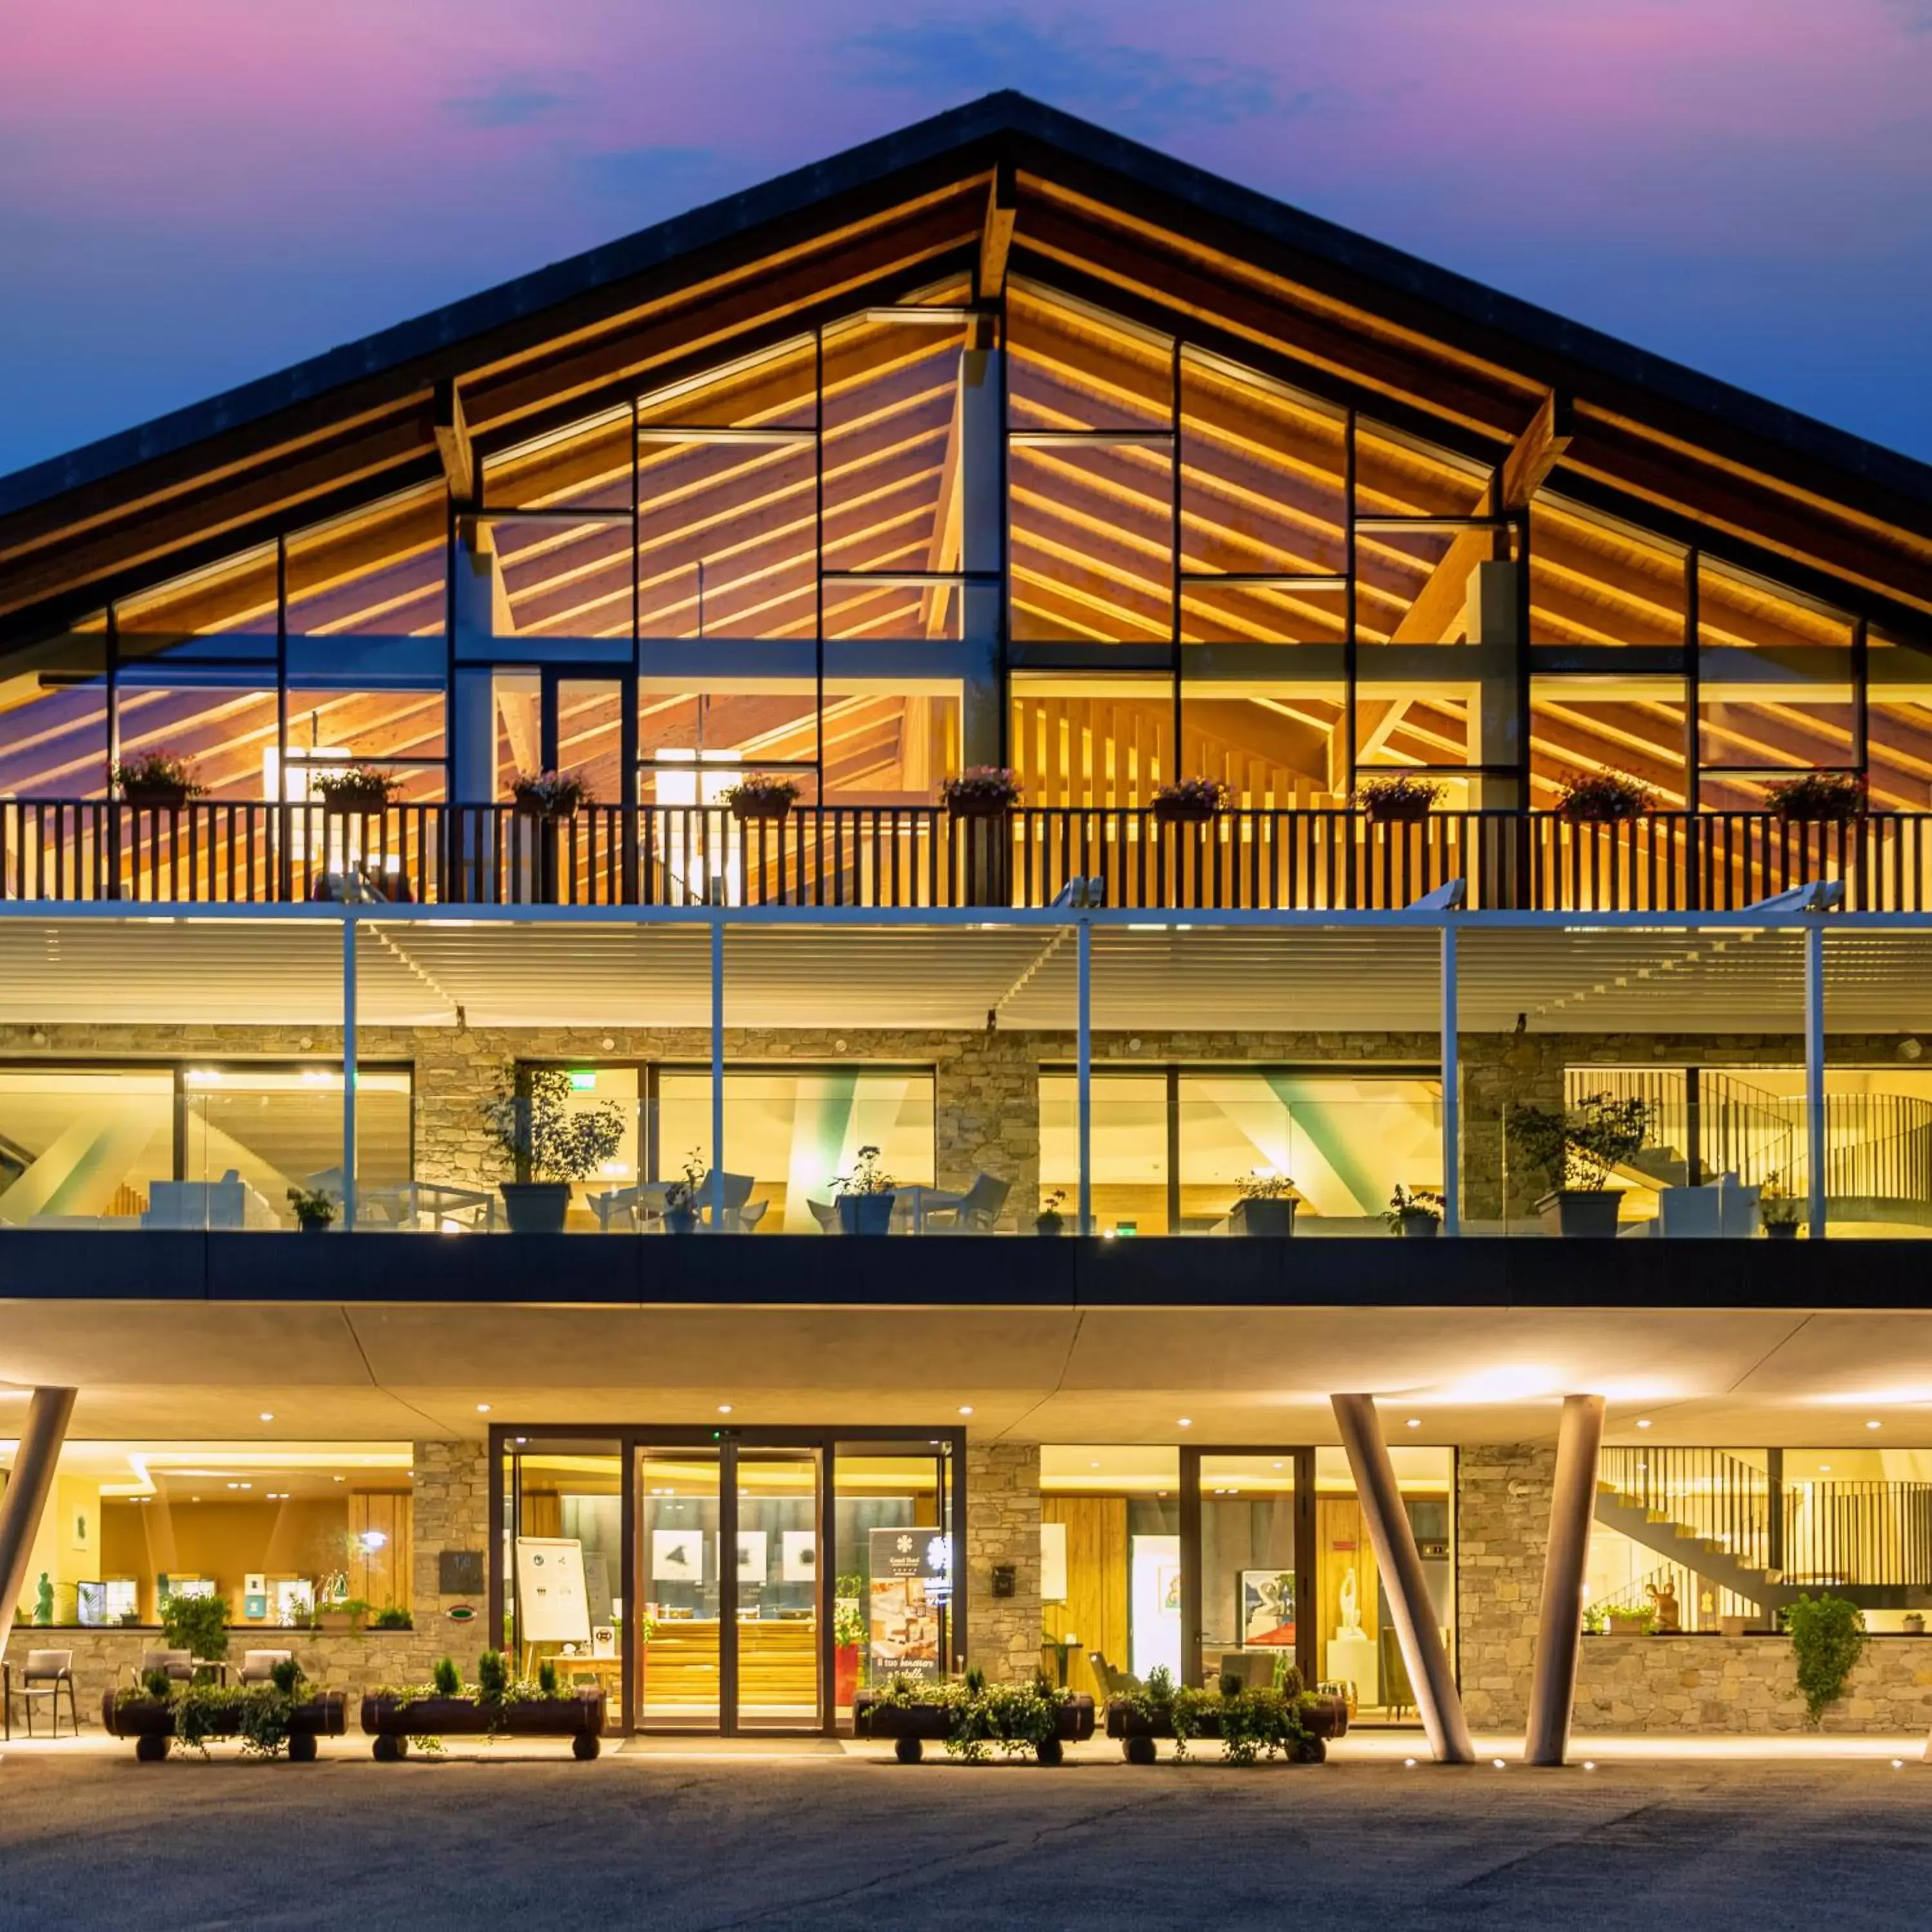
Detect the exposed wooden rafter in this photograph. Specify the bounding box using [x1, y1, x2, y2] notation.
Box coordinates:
[977, 162, 1017, 301]
[433, 381, 475, 507]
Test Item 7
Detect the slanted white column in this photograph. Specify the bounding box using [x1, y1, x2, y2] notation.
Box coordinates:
[1331, 1393, 1476, 1763]
[1524, 1393, 1607, 1765]
[1804, 920, 1827, 1238]
[958, 346, 1004, 772]
[0, 1388, 79, 1671]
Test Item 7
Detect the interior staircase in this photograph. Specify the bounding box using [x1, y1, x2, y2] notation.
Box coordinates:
[1594, 1448, 1794, 1616]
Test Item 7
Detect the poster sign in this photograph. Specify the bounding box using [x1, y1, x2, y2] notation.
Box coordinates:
[867, 1527, 949, 1683]
[514, 1536, 592, 1646]
[1239, 1569, 1296, 1647]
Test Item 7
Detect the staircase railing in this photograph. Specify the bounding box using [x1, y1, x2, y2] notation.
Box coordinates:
[1598, 1445, 1773, 1575]
[1782, 1481, 1932, 1590]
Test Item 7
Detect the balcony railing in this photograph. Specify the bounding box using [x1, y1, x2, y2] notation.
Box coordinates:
[3, 800, 1929, 912]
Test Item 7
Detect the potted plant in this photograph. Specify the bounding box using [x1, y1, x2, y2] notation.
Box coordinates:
[480, 1066, 626, 1234]
[833, 1144, 896, 1235]
[1356, 773, 1443, 823]
[372, 1605, 413, 1630]
[315, 764, 402, 815]
[361, 1649, 606, 1761]
[1760, 1171, 1803, 1240]
[855, 1667, 1094, 1765]
[1151, 777, 1228, 826]
[940, 767, 1021, 819]
[1383, 1184, 1444, 1237]
[1035, 1188, 1067, 1236]
[1555, 770, 1654, 823]
[720, 773, 800, 822]
[1230, 1170, 1296, 1236]
[113, 750, 205, 810]
[834, 1578, 866, 1708]
[1605, 1603, 1658, 1636]
[102, 1657, 346, 1763]
[511, 770, 592, 821]
[1784, 1593, 1867, 1727]
[1763, 772, 1866, 824]
[1103, 1664, 1349, 1765]
[662, 1147, 706, 1235]
[1507, 1090, 1653, 1237]
[316, 1596, 372, 1634]
[287, 1186, 336, 1234]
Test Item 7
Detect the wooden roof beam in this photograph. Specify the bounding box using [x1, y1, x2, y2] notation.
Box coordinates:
[977, 162, 1018, 302]
[433, 382, 475, 507]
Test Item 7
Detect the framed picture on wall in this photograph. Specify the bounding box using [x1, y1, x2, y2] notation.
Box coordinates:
[1239, 1569, 1296, 1647]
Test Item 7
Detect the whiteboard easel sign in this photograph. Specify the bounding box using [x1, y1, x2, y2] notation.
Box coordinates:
[514, 1537, 592, 1646]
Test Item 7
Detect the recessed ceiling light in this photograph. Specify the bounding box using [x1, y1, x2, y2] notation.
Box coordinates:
[1406, 1418, 1422, 1429]
[332, 1475, 344, 1483]
[1177, 1418, 1191, 1428]
[719, 1405, 733, 1415]
[1090, 1460, 1101, 1469]
[958, 1406, 973, 1416]
[259, 1412, 274, 1422]
[1868, 1420, 1883, 1430]
[476, 1404, 491, 1414]
[1636, 1419, 1653, 1430]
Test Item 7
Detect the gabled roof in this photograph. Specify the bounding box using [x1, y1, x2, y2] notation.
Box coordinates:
[3, 90, 1929, 632]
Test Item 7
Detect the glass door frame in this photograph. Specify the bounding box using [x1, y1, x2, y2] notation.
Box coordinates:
[490, 1423, 967, 1738]
[538, 663, 638, 799]
[1179, 1444, 1317, 1693]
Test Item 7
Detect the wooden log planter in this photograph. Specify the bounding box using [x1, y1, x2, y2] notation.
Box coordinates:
[1104, 1692, 1350, 1765]
[100, 1688, 348, 1763]
[851, 1690, 1096, 1764]
[359, 1689, 607, 1760]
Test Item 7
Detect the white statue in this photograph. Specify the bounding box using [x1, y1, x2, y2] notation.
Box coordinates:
[1340, 1566, 1363, 1636]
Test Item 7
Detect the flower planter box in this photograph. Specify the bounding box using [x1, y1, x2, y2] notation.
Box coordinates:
[1104, 1692, 1347, 1764]
[837, 1193, 896, 1236]
[852, 1690, 1095, 1765]
[730, 798, 794, 822]
[1765, 1220, 1800, 1240]
[315, 1609, 366, 1634]
[1361, 802, 1434, 826]
[1393, 1209, 1440, 1237]
[101, 1688, 347, 1763]
[321, 795, 393, 816]
[122, 786, 191, 811]
[1231, 1197, 1296, 1237]
[499, 1181, 572, 1234]
[1535, 1189, 1621, 1238]
[1152, 800, 1220, 826]
[359, 1689, 605, 1760]
[1605, 1613, 1654, 1636]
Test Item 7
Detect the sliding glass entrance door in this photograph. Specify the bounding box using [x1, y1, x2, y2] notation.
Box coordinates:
[634, 1440, 823, 1734]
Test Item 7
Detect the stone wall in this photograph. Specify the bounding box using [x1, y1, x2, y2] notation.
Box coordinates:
[1455, 1442, 1555, 1730]
[964, 1441, 1041, 1684]
[1575, 1635, 1932, 1734]
[412, 1438, 490, 1625]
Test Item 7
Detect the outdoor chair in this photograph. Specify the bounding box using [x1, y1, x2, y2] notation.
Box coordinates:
[699, 1171, 755, 1227]
[237, 1649, 294, 1685]
[735, 1198, 770, 1233]
[129, 1647, 194, 1688]
[4, 1650, 79, 1739]
[806, 1197, 837, 1232]
[926, 1173, 1012, 1233]
[1087, 1649, 1142, 1699]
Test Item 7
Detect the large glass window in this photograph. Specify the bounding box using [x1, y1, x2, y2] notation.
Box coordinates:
[832, 1444, 954, 1724]
[2, 1439, 413, 1629]
[0, 1062, 410, 1230]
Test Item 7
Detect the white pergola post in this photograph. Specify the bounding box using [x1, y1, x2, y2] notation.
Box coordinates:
[711, 914, 726, 1228]
[0, 1388, 79, 1671]
[1441, 921, 1461, 1236]
[1076, 916, 1093, 1236]
[341, 912, 358, 1232]
[1804, 919, 1826, 1238]
[1524, 1393, 1607, 1765]
[1331, 1392, 1476, 1764]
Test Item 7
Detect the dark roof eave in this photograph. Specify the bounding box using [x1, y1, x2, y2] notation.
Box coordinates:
[5, 88, 1931, 529]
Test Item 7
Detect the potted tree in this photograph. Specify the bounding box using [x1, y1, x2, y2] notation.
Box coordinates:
[1507, 1091, 1653, 1237]
[286, 1186, 336, 1234]
[1764, 772, 1866, 824]
[1035, 1188, 1067, 1236]
[833, 1145, 896, 1235]
[1356, 774, 1443, 824]
[1555, 771, 1654, 824]
[720, 773, 800, 822]
[834, 1578, 866, 1709]
[314, 765, 402, 815]
[511, 770, 592, 822]
[1230, 1170, 1296, 1236]
[113, 750, 204, 811]
[1760, 1171, 1803, 1239]
[1383, 1185, 1444, 1238]
[1151, 777, 1228, 826]
[481, 1066, 626, 1234]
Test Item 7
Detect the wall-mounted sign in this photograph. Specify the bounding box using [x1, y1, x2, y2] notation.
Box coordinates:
[445, 1603, 477, 1624]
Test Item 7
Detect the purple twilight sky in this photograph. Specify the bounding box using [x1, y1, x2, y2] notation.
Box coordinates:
[3, 0, 1929, 480]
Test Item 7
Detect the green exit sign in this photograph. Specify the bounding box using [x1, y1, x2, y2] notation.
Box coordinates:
[567, 1070, 598, 1091]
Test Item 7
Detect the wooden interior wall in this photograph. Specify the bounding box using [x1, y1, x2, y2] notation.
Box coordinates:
[1041, 1494, 1130, 1700]
[347, 1489, 413, 1611]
